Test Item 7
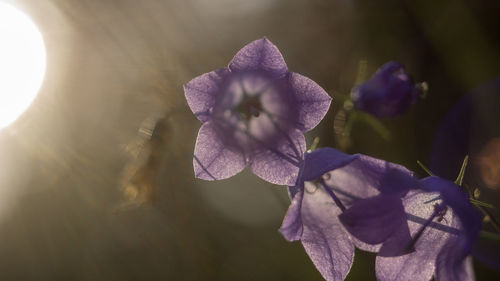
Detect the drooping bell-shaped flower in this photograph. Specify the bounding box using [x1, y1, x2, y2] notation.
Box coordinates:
[280, 148, 357, 281]
[339, 157, 483, 281]
[351, 61, 420, 118]
[373, 177, 483, 281]
[279, 148, 417, 280]
[184, 38, 331, 185]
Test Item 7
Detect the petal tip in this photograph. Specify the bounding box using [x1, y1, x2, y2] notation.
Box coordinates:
[229, 37, 288, 77]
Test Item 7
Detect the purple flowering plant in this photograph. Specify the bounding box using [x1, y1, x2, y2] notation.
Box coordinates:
[184, 38, 331, 186]
[279, 148, 358, 281]
[338, 156, 487, 281]
[185, 38, 500, 281]
[279, 147, 420, 280]
[283, 147, 492, 281]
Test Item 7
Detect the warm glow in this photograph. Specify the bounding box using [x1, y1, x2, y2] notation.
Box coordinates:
[479, 138, 500, 191]
[0, 2, 46, 129]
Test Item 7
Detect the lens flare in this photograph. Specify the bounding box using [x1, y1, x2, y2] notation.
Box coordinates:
[0, 2, 46, 129]
[478, 138, 500, 191]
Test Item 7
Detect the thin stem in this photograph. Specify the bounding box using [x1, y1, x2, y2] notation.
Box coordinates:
[307, 136, 320, 153]
[477, 204, 500, 233]
[480, 231, 500, 243]
[354, 59, 368, 86]
[330, 90, 350, 102]
[343, 110, 357, 138]
[416, 160, 435, 177]
[455, 155, 468, 186]
[462, 183, 500, 233]
[356, 111, 391, 141]
[416, 160, 500, 233]
[470, 199, 494, 209]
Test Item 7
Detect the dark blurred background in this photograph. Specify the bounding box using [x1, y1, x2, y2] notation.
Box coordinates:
[1, 0, 500, 280]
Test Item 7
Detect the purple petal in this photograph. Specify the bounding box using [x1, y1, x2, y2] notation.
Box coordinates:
[279, 186, 304, 241]
[377, 218, 413, 257]
[193, 121, 245, 180]
[377, 165, 418, 195]
[322, 154, 415, 207]
[302, 148, 358, 181]
[350, 236, 382, 253]
[421, 178, 480, 281]
[229, 38, 288, 78]
[428, 178, 479, 281]
[463, 257, 476, 281]
[184, 68, 231, 122]
[249, 129, 305, 186]
[435, 238, 475, 281]
[339, 194, 408, 245]
[376, 191, 458, 281]
[300, 183, 354, 281]
[419, 177, 483, 251]
[288, 72, 332, 131]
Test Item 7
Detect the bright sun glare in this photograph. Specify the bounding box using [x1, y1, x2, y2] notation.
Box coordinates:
[0, 2, 46, 130]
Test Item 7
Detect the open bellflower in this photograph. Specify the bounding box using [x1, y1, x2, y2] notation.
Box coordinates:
[279, 148, 417, 280]
[339, 163, 483, 281]
[351, 61, 420, 118]
[184, 38, 331, 185]
[375, 177, 482, 281]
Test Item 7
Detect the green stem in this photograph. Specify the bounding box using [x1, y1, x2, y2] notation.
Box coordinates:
[470, 198, 494, 209]
[343, 110, 357, 138]
[331, 91, 350, 102]
[354, 59, 368, 86]
[454, 155, 468, 186]
[480, 231, 500, 243]
[355, 111, 392, 140]
[416, 160, 435, 177]
[307, 136, 320, 152]
[477, 204, 500, 233]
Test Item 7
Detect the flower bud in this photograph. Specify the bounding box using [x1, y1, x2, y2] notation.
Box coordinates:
[352, 61, 420, 118]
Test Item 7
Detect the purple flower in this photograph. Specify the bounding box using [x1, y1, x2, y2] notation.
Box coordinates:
[279, 148, 416, 280]
[184, 38, 331, 185]
[338, 162, 483, 281]
[351, 61, 420, 118]
[372, 177, 483, 281]
[279, 148, 357, 281]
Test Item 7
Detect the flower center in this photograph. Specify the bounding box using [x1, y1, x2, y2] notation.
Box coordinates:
[235, 94, 263, 121]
